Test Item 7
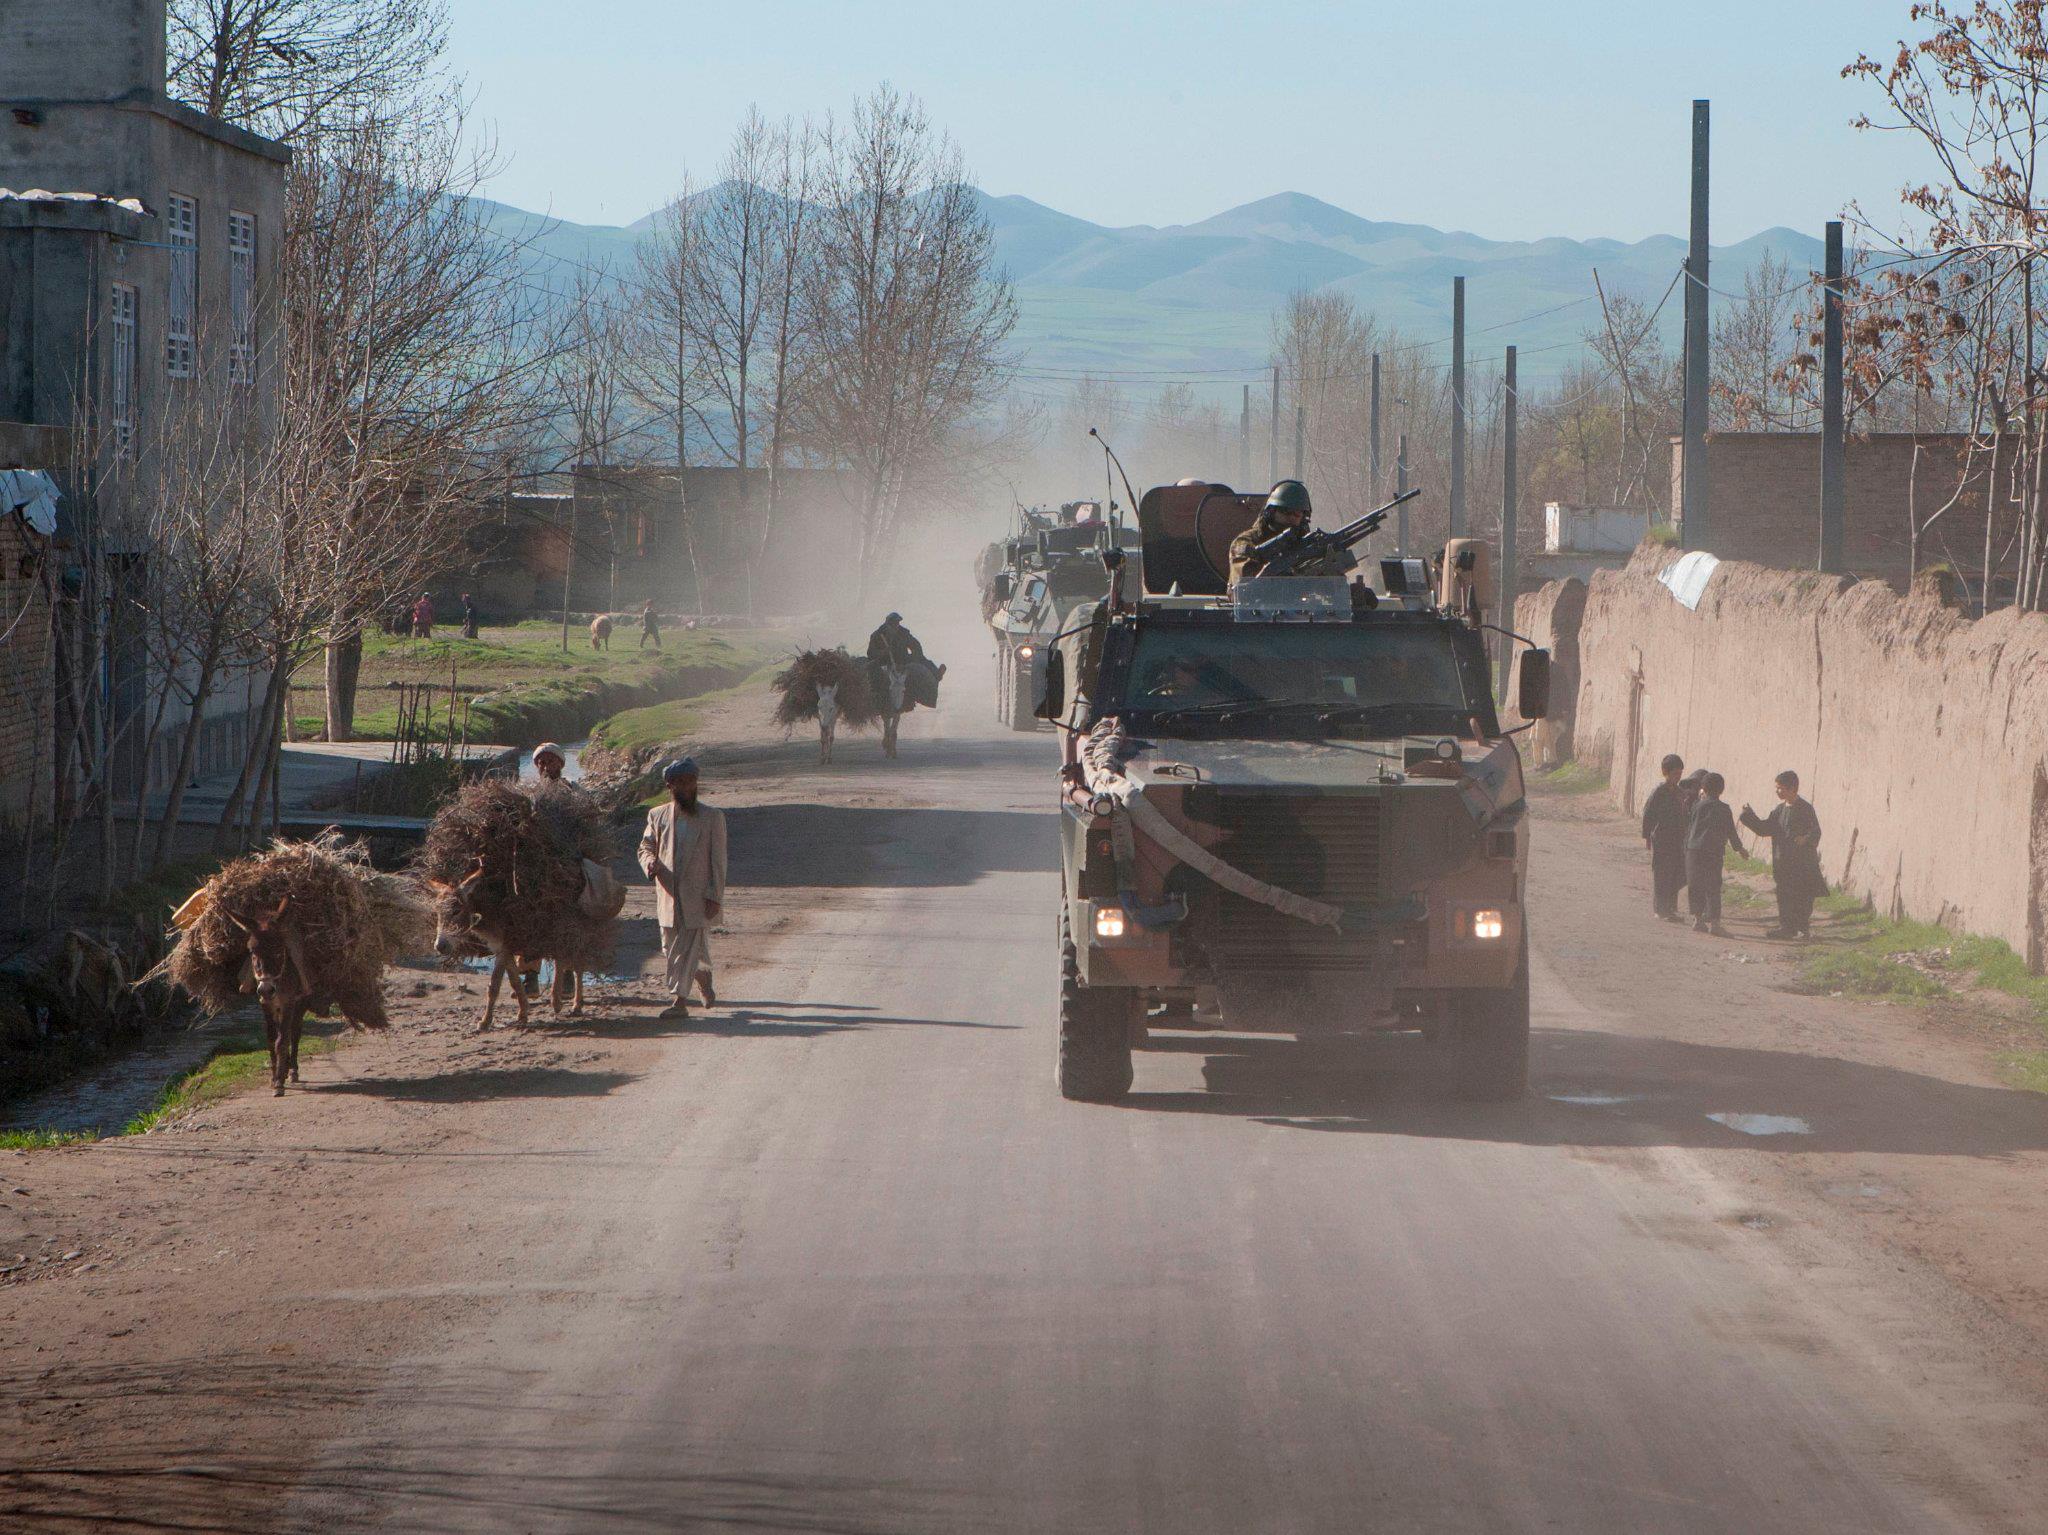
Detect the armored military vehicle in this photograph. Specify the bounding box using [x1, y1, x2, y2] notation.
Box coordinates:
[1037, 479, 1549, 1103]
[987, 501, 1138, 730]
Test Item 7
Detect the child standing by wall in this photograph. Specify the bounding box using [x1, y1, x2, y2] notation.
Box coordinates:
[1685, 771, 1746, 937]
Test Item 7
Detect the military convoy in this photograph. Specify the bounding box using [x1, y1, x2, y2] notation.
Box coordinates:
[982, 502, 1139, 730]
[1036, 479, 1549, 1104]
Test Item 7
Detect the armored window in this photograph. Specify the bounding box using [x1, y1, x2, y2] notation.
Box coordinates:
[228, 211, 255, 385]
[110, 282, 139, 456]
[166, 193, 196, 378]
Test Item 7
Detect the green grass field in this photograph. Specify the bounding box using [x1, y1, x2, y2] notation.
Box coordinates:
[290, 624, 776, 743]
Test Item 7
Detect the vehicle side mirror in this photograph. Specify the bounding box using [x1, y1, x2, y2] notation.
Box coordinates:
[1034, 647, 1065, 721]
[1516, 647, 1551, 721]
[994, 572, 1013, 602]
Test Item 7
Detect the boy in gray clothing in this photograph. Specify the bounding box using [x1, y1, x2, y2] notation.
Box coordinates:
[1685, 771, 1747, 936]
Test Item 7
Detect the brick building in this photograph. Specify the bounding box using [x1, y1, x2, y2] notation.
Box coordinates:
[0, 0, 288, 827]
[1670, 432, 2006, 599]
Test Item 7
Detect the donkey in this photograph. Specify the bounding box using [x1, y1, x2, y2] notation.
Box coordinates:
[878, 665, 909, 759]
[227, 896, 389, 1094]
[589, 613, 613, 651]
[816, 682, 840, 765]
[429, 862, 532, 1031]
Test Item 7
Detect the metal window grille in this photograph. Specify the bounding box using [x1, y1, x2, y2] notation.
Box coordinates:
[110, 282, 138, 455]
[228, 210, 255, 384]
[166, 193, 196, 378]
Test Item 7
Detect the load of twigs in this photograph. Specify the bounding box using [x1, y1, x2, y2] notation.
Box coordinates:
[772, 647, 878, 728]
[159, 832, 434, 1019]
[418, 778, 618, 971]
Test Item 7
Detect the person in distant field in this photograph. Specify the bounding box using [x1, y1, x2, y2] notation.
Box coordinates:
[1685, 771, 1746, 937]
[640, 599, 661, 650]
[1228, 480, 1314, 585]
[867, 612, 927, 670]
[532, 742, 568, 784]
[411, 593, 435, 640]
[638, 758, 725, 1020]
[1741, 770, 1825, 939]
[460, 592, 479, 640]
[1640, 753, 1692, 921]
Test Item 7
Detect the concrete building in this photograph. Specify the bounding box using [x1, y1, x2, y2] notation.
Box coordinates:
[0, 0, 288, 829]
[1522, 503, 1647, 587]
[1670, 432, 2007, 601]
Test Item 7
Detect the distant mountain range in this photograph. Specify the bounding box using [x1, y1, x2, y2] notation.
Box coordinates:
[472, 187, 1827, 399]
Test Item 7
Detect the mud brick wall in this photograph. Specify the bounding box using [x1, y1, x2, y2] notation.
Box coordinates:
[1570, 545, 2048, 968]
[0, 514, 54, 830]
[1508, 576, 1586, 769]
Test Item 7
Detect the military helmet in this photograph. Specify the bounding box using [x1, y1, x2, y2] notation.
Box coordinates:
[1264, 480, 1312, 516]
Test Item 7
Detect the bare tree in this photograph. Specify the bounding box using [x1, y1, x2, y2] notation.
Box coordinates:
[755, 116, 821, 611]
[553, 264, 637, 637]
[167, 0, 450, 142]
[1712, 250, 1803, 428]
[273, 105, 556, 748]
[1846, 0, 2048, 607]
[801, 87, 1018, 600]
[631, 178, 709, 611]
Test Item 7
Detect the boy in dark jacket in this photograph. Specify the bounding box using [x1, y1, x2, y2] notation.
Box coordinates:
[1741, 770, 1824, 938]
[1685, 771, 1746, 936]
[1640, 753, 1690, 920]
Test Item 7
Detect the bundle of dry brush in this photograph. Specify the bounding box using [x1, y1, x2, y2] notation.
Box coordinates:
[418, 778, 618, 972]
[159, 833, 434, 1021]
[772, 648, 878, 728]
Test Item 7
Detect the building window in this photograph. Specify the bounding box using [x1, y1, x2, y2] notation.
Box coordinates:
[110, 283, 139, 455]
[228, 210, 255, 385]
[166, 192, 196, 378]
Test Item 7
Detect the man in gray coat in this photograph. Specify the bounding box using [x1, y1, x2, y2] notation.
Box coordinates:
[638, 758, 727, 1019]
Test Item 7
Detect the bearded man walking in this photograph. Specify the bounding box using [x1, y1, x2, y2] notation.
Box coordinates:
[638, 758, 726, 1019]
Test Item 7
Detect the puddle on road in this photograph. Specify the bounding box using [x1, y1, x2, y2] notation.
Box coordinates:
[1707, 1112, 1812, 1136]
[1549, 1093, 1639, 1107]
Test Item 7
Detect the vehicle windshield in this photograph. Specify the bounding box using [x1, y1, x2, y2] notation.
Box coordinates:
[1120, 623, 1479, 738]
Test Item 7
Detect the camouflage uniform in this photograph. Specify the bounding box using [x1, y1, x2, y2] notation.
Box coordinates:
[1227, 512, 1348, 584]
[1228, 512, 1289, 585]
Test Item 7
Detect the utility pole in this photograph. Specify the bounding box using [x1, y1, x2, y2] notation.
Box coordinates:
[1269, 364, 1280, 484]
[1396, 432, 1410, 554]
[1681, 98, 1711, 548]
[1239, 383, 1250, 484]
[1499, 345, 1519, 692]
[1294, 403, 1305, 479]
[1369, 353, 1382, 503]
[1819, 219, 1846, 574]
[1450, 275, 1467, 538]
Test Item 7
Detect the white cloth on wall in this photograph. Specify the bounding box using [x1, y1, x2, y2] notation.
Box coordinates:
[1658, 549, 1720, 611]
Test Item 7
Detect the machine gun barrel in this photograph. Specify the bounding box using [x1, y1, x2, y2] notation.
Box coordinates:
[1251, 487, 1422, 576]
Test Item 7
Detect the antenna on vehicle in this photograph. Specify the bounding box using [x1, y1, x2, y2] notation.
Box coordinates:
[1088, 427, 1139, 531]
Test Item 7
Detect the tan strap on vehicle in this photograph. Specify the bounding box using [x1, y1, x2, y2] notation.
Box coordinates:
[1081, 718, 1344, 933]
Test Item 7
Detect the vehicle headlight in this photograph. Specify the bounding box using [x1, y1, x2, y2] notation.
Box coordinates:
[1017, 644, 1035, 659]
[1471, 909, 1505, 941]
[1093, 905, 1126, 939]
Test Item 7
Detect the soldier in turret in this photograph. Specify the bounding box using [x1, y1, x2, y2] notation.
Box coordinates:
[1228, 480, 1314, 584]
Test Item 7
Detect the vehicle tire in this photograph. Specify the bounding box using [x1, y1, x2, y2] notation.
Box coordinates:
[1058, 905, 1135, 1102]
[1441, 932, 1530, 1101]
[995, 646, 1012, 726]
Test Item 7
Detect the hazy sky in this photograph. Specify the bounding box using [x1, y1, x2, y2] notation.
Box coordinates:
[443, 0, 1923, 242]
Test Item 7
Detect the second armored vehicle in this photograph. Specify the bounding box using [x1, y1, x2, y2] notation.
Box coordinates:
[987, 501, 1138, 730]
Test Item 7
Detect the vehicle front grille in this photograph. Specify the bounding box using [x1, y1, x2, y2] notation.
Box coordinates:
[1187, 793, 1393, 974]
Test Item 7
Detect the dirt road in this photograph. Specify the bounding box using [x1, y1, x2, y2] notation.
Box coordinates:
[6, 613, 2048, 1533]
